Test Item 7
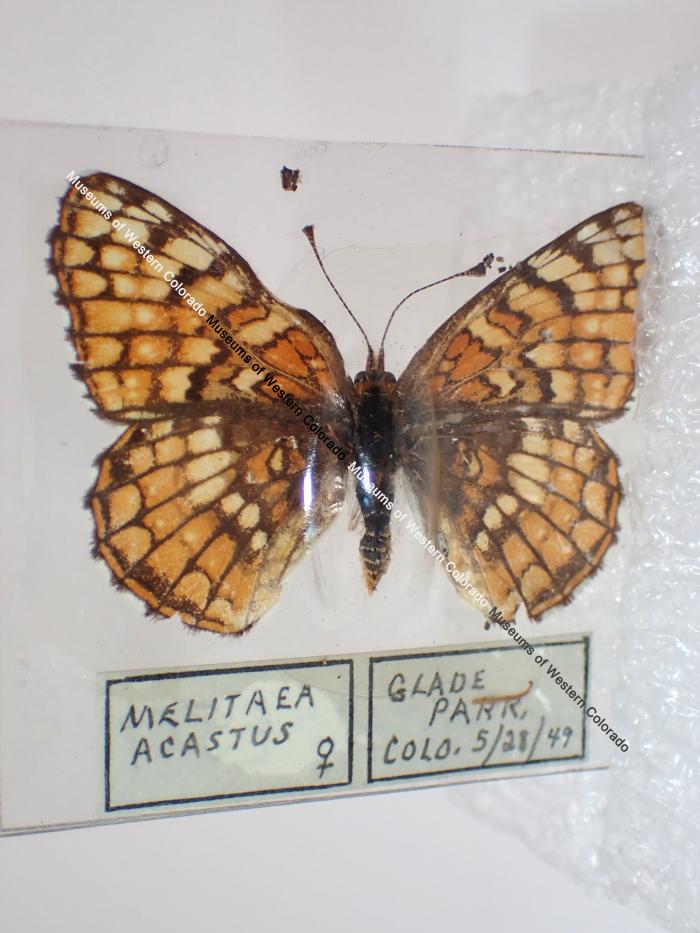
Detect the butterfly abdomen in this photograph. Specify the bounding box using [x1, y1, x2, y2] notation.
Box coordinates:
[351, 370, 397, 591]
[359, 514, 392, 590]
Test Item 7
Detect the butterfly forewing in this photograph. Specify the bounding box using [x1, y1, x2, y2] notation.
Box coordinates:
[51, 172, 349, 420]
[398, 203, 642, 419]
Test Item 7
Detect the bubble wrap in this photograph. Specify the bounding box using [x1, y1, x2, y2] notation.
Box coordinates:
[452, 68, 700, 933]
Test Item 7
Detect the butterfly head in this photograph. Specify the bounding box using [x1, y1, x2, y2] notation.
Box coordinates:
[353, 367, 397, 397]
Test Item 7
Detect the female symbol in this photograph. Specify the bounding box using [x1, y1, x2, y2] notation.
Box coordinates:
[316, 736, 335, 778]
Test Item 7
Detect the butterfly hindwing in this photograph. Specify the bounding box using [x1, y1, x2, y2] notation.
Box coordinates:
[400, 416, 621, 619]
[91, 414, 346, 634]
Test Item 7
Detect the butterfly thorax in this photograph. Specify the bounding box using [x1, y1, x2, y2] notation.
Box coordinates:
[350, 369, 397, 591]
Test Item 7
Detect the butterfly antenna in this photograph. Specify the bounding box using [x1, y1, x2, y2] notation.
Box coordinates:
[378, 254, 495, 366]
[303, 225, 373, 359]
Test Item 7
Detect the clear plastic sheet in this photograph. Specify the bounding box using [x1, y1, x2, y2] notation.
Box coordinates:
[462, 82, 644, 156]
[454, 68, 700, 933]
[0, 111, 671, 844]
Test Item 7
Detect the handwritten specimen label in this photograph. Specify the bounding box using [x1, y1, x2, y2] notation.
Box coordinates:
[104, 660, 352, 810]
[102, 637, 589, 814]
[368, 640, 587, 782]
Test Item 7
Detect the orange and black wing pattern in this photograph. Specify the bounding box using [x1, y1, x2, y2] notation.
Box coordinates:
[51, 172, 349, 634]
[50, 172, 349, 420]
[397, 204, 644, 619]
[90, 415, 345, 634]
[400, 416, 623, 619]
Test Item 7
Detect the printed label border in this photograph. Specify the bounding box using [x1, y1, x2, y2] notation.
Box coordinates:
[367, 637, 589, 783]
[104, 658, 354, 812]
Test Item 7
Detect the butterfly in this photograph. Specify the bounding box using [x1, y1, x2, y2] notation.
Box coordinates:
[50, 171, 644, 635]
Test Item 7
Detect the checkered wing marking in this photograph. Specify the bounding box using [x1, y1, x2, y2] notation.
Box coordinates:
[91, 414, 346, 634]
[51, 173, 353, 633]
[397, 204, 644, 619]
[51, 172, 349, 421]
[402, 417, 622, 620]
[398, 203, 643, 420]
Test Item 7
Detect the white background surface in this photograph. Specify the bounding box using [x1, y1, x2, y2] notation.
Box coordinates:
[1, 1, 696, 930]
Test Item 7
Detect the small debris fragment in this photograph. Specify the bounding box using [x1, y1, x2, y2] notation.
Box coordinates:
[281, 166, 301, 191]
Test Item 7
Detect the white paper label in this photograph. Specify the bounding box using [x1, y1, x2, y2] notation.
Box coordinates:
[105, 660, 352, 810]
[102, 636, 590, 814]
[368, 640, 587, 782]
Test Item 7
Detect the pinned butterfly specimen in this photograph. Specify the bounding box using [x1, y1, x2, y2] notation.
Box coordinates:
[50, 172, 644, 634]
